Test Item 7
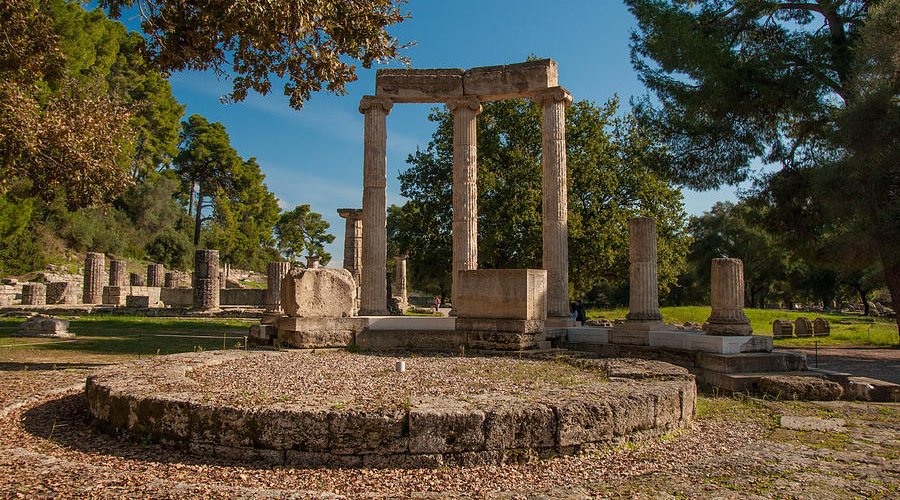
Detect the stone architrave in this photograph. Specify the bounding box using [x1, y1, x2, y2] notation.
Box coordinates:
[82, 252, 105, 304]
[193, 249, 220, 310]
[109, 260, 128, 287]
[448, 97, 483, 313]
[280, 268, 357, 318]
[394, 255, 408, 308]
[359, 96, 393, 315]
[147, 263, 165, 287]
[703, 258, 752, 336]
[337, 208, 363, 288]
[625, 217, 663, 324]
[265, 261, 291, 313]
[21, 283, 46, 306]
[537, 87, 573, 322]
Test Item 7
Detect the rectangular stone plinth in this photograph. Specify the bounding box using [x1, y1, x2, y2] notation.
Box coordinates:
[456, 318, 544, 351]
[102, 286, 127, 306]
[455, 269, 546, 321]
[585, 325, 773, 355]
[375, 60, 559, 102]
[160, 287, 193, 307]
[566, 326, 610, 344]
[128, 286, 161, 307]
[276, 317, 368, 348]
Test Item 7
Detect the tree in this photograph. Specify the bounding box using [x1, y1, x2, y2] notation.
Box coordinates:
[173, 114, 242, 245]
[99, 0, 409, 109]
[628, 0, 900, 329]
[275, 205, 336, 265]
[205, 158, 281, 270]
[391, 98, 689, 302]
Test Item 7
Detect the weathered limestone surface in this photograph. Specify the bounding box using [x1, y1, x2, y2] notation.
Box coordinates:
[393, 255, 408, 311]
[147, 263, 165, 287]
[46, 281, 80, 305]
[338, 208, 364, 289]
[538, 87, 573, 321]
[129, 273, 145, 286]
[194, 249, 220, 310]
[375, 60, 558, 102]
[21, 283, 46, 306]
[772, 319, 794, 338]
[449, 97, 482, 311]
[794, 317, 813, 338]
[625, 218, 662, 323]
[102, 285, 127, 306]
[703, 258, 752, 336]
[359, 96, 392, 315]
[221, 288, 266, 306]
[160, 287, 193, 307]
[276, 317, 365, 348]
[85, 350, 695, 468]
[813, 317, 831, 336]
[265, 262, 291, 313]
[15, 315, 73, 338]
[454, 269, 547, 320]
[109, 260, 128, 287]
[83, 252, 105, 304]
[757, 375, 844, 401]
[281, 268, 357, 318]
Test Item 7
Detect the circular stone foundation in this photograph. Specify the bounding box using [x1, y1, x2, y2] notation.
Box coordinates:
[85, 350, 696, 468]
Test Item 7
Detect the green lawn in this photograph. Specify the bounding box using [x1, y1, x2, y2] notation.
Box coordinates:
[588, 306, 899, 347]
[0, 316, 254, 359]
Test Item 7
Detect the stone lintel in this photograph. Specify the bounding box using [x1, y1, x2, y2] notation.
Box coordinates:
[375, 59, 559, 102]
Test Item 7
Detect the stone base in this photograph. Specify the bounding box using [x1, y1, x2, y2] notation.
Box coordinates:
[102, 286, 127, 306]
[14, 316, 74, 338]
[609, 320, 668, 345]
[276, 317, 368, 348]
[248, 324, 276, 346]
[545, 317, 576, 328]
[456, 318, 544, 351]
[703, 320, 752, 336]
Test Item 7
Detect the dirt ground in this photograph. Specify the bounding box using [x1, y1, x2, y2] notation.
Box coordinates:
[779, 346, 900, 384]
[0, 352, 898, 498]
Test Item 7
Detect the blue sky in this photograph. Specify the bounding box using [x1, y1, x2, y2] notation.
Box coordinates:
[151, 0, 752, 264]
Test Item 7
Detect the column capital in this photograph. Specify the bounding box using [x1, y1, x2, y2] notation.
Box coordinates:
[446, 97, 483, 114]
[337, 208, 364, 220]
[359, 95, 393, 115]
[534, 86, 573, 106]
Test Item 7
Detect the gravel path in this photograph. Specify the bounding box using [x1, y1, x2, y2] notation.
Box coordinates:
[779, 346, 900, 384]
[1, 359, 898, 497]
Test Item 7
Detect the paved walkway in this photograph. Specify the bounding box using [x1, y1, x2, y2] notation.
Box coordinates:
[778, 346, 900, 384]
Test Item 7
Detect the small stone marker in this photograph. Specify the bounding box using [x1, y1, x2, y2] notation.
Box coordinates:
[772, 319, 793, 338]
[395, 361, 406, 372]
[813, 317, 831, 337]
[794, 317, 813, 337]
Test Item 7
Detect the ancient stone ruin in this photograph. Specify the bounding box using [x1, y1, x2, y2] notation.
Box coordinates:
[15, 315, 73, 338]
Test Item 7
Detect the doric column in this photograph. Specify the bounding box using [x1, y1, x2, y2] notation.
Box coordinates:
[626, 217, 662, 322]
[83, 252, 105, 304]
[265, 261, 291, 313]
[338, 208, 364, 285]
[109, 260, 128, 287]
[704, 258, 752, 336]
[147, 263, 165, 287]
[448, 97, 482, 312]
[537, 87, 573, 320]
[193, 249, 220, 310]
[394, 255, 408, 305]
[359, 96, 393, 315]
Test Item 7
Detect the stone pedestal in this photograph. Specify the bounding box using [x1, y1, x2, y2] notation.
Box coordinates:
[82, 252, 105, 304]
[102, 286, 127, 306]
[359, 96, 393, 315]
[21, 283, 46, 306]
[625, 217, 662, 324]
[703, 258, 752, 336]
[147, 263, 165, 287]
[537, 87, 573, 323]
[448, 97, 483, 313]
[266, 261, 291, 313]
[109, 260, 127, 287]
[193, 249, 220, 310]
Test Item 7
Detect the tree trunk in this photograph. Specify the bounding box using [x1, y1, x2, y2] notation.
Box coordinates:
[853, 285, 870, 317]
[194, 184, 203, 246]
[188, 181, 196, 219]
[881, 254, 900, 336]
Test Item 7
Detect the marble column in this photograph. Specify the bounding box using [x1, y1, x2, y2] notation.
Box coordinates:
[22, 283, 46, 306]
[626, 217, 662, 323]
[538, 87, 573, 321]
[265, 261, 291, 313]
[109, 260, 127, 287]
[359, 96, 392, 315]
[704, 258, 752, 336]
[448, 97, 482, 312]
[82, 252, 105, 304]
[147, 263, 165, 287]
[193, 249, 220, 310]
[394, 255, 408, 306]
[338, 208, 364, 288]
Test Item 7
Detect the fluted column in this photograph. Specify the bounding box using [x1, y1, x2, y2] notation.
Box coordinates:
[537, 87, 573, 321]
[83, 252, 105, 304]
[147, 263, 165, 287]
[193, 249, 220, 310]
[338, 208, 364, 286]
[626, 217, 662, 322]
[109, 260, 128, 287]
[704, 258, 752, 336]
[394, 255, 408, 305]
[448, 97, 482, 312]
[359, 96, 393, 315]
[265, 261, 291, 313]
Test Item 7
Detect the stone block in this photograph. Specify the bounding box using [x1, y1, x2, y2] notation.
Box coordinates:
[126, 295, 151, 308]
[330, 409, 408, 455]
[102, 286, 127, 306]
[455, 269, 546, 320]
[554, 399, 614, 447]
[281, 268, 356, 318]
[160, 287, 193, 307]
[772, 319, 793, 338]
[794, 317, 813, 337]
[275, 316, 366, 348]
[375, 68, 464, 102]
[813, 317, 831, 336]
[46, 281, 80, 305]
[483, 403, 556, 450]
[21, 282, 46, 306]
[408, 405, 486, 454]
[15, 315, 74, 338]
[248, 324, 275, 346]
[130, 286, 161, 305]
[220, 288, 266, 306]
[566, 326, 610, 344]
[463, 59, 558, 100]
[757, 375, 843, 401]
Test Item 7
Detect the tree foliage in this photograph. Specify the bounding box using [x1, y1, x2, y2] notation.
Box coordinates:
[275, 205, 336, 265]
[390, 98, 689, 302]
[99, 0, 409, 108]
